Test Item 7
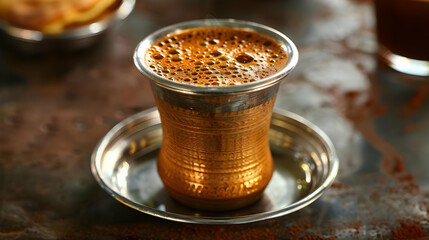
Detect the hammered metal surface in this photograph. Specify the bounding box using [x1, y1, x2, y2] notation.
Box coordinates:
[156, 97, 275, 210]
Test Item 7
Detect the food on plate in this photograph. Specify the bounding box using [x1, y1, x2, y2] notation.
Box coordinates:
[0, 0, 121, 34]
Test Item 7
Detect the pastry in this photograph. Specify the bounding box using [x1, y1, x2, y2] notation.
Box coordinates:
[0, 0, 121, 34]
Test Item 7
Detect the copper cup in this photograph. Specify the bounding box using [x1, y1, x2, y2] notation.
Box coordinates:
[134, 19, 298, 211]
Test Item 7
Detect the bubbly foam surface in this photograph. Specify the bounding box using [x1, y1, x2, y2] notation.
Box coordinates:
[144, 27, 288, 86]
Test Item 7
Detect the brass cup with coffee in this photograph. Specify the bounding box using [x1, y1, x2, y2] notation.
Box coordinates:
[134, 19, 298, 211]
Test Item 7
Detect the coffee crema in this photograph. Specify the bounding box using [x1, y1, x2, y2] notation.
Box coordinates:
[144, 27, 288, 86]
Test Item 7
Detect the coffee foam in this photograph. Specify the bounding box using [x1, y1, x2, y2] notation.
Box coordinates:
[144, 27, 288, 86]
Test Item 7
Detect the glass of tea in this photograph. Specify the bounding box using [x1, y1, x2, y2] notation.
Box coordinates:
[134, 19, 298, 211]
[375, 0, 429, 76]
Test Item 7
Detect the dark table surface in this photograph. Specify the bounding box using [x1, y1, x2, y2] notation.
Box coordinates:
[1, 0, 428, 239]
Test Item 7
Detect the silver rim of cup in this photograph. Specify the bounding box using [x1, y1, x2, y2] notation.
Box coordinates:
[133, 19, 299, 96]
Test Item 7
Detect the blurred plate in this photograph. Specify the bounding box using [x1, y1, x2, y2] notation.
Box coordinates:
[91, 108, 338, 224]
[0, 0, 135, 52]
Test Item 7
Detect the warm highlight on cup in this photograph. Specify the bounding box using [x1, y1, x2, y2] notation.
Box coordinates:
[134, 19, 298, 211]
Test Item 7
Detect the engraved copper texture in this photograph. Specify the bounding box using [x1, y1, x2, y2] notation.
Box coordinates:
[134, 19, 298, 210]
[156, 96, 275, 210]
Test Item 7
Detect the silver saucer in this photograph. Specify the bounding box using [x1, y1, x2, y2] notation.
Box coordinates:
[91, 108, 338, 224]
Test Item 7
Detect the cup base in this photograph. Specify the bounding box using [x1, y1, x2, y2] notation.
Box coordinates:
[164, 185, 266, 211]
[378, 45, 429, 77]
